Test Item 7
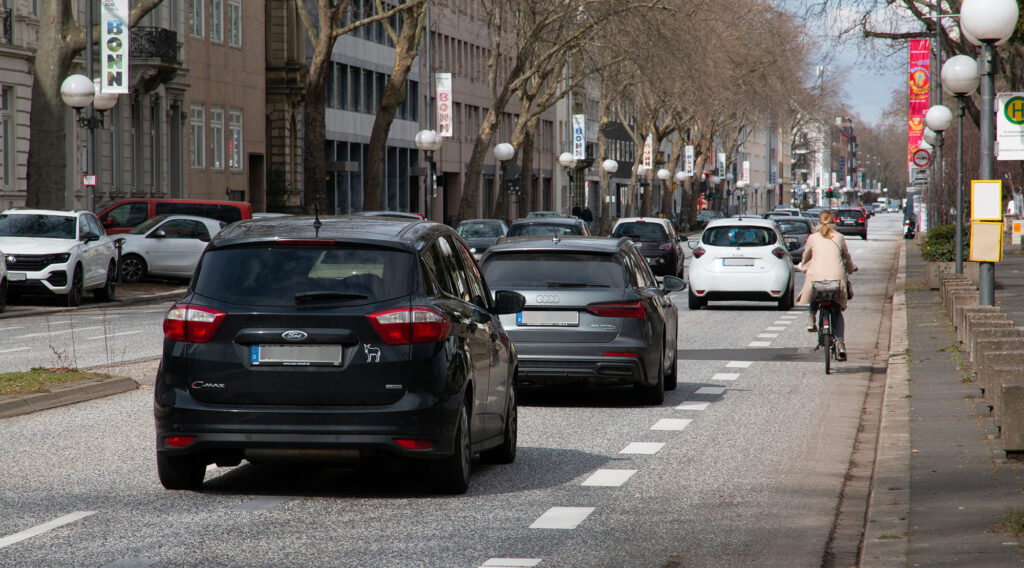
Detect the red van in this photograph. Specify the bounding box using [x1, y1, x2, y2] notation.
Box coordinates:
[96, 198, 253, 234]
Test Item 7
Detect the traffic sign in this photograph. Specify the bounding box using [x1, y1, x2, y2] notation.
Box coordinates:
[998, 93, 1024, 160]
[910, 167, 928, 185]
[912, 148, 931, 168]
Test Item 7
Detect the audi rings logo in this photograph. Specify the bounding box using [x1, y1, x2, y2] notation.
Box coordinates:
[282, 330, 308, 341]
[534, 295, 560, 304]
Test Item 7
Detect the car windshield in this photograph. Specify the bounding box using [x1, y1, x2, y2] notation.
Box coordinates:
[482, 252, 624, 289]
[128, 215, 173, 235]
[611, 222, 668, 240]
[835, 209, 861, 218]
[702, 226, 778, 247]
[775, 220, 811, 235]
[0, 213, 77, 239]
[507, 223, 581, 237]
[457, 222, 503, 238]
[193, 245, 415, 307]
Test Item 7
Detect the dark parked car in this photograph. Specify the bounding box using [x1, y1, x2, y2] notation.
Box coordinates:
[505, 217, 591, 237]
[831, 208, 868, 240]
[610, 217, 685, 277]
[455, 218, 508, 260]
[480, 236, 685, 405]
[772, 216, 815, 263]
[153, 215, 525, 494]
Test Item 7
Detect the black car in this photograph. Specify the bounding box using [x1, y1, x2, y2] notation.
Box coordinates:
[455, 218, 508, 260]
[831, 208, 868, 240]
[773, 216, 815, 263]
[610, 218, 685, 277]
[153, 215, 525, 494]
[505, 217, 591, 237]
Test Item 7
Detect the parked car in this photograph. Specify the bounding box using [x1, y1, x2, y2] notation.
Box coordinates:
[772, 216, 815, 263]
[96, 198, 252, 234]
[764, 207, 800, 218]
[831, 207, 868, 240]
[0, 208, 118, 306]
[153, 215, 525, 494]
[802, 208, 825, 221]
[0, 250, 6, 313]
[480, 236, 685, 405]
[610, 217, 685, 277]
[686, 217, 795, 310]
[526, 211, 560, 218]
[354, 210, 426, 220]
[505, 217, 591, 237]
[115, 215, 226, 283]
[455, 218, 508, 260]
[694, 210, 723, 230]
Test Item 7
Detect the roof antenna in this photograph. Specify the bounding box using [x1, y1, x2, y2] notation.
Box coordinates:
[313, 203, 322, 237]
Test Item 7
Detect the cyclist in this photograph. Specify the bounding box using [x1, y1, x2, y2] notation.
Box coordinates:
[796, 210, 857, 360]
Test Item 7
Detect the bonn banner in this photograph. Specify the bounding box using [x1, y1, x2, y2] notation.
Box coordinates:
[907, 39, 930, 171]
[101, 0, 130, 94]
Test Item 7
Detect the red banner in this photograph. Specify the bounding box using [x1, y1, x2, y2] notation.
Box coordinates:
[908, 39, 930, 171]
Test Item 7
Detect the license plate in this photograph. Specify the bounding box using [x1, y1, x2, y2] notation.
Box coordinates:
[250, 344, 343, 366]
[7, 272, 26, 281]
[516, 310, 579, 327]
[785, 237, 798, 245]
[722, 258, 755, 266]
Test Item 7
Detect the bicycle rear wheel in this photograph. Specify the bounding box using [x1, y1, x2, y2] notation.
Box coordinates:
[824, 332, 832, 375]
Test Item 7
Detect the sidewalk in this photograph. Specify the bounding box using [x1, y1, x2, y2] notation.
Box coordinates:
[862, 241, 1024, 566]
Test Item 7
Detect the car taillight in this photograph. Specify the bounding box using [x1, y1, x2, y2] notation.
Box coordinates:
[367, 307, 451, 345]
[394, 439, 435, 450]
[603, 352, 640, 357]
[693, 246, 706, 258]
[587, 301, 645, 319]
[163, 304, 226, 343]
[658, 243, 672, 251]
[772, 247, 787, 259]
[858, 216, 866, 223]
[164, 435, 196, 448]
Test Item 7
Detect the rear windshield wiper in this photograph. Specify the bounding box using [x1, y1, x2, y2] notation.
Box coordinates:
[546, 281, 610, 288]
[294, 291, 369, 304]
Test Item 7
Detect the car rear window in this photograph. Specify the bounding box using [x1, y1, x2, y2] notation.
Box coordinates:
[702, 226, 778, 247]
[611, 222, 667, 240]
[457, 222, 503, 238]
[775, 220, 811, 235]
[481, 252, 625, 289]
[834, 209, 861, 217]
[193, 245, 415, 306]
[507, 223, 581, 237]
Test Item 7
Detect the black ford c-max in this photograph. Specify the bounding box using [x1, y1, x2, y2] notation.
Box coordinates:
[154, 215, 524, 494]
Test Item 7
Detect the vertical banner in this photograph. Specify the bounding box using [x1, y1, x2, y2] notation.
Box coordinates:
[572, 114, 586, 160]
[101, 0, 130, 94]
[436, 73, 452, 137]
[717, 152, 726, 178]
[741, 160, 750, 184]
[685, 146, 695, 176]
[642, 134, 653, 169]
[908, 39, 930, 171]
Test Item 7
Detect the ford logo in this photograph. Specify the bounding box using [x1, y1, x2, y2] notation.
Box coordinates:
[281, 330, 308, 341]
[534, 295, 560, 304]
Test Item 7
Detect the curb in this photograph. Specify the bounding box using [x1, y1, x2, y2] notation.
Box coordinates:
[0, 376, 139, 419]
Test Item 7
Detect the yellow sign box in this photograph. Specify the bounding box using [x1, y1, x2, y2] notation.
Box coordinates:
[971, 180, 1003, 221]
[969, 221, 1003, 262]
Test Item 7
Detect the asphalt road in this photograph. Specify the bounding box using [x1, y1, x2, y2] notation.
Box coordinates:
[0, 214, 901, 567]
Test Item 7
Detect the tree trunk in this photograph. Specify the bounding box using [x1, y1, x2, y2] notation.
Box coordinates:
[303, 86, 329, 214]
[457, 102, 505, 224]
[519, 126, 536, 215]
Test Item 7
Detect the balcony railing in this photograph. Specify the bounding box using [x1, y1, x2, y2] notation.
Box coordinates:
[0, 8, 11, 45]
[130, 27, 177, 61]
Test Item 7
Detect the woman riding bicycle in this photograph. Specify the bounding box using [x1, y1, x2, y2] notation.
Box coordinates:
[796, 210, 857, 360]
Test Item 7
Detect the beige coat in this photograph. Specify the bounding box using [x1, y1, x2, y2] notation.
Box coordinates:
[796, 229, 857, 309]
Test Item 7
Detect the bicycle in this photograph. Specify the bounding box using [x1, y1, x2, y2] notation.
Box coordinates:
[811, 279, 843, 375]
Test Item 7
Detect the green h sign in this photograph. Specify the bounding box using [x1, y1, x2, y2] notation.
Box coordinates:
[1005, 96, 1024, 126]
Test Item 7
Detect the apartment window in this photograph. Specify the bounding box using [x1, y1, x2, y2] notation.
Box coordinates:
[227, 0, 241, 46]
[190, 104, 205, 168]
[166, 0, 180, 33]
[338, 64, 349, 110]
[210, 106, 224, 169]
[132, 103, 143, 189]
[151, 99, 162, 191]
[362, 69, 373, 113]
[189, 0, 203, 37]
[209, 0, 223, 43]
[0, 87, 10, 187]
[228, 108, 242, 170]
[326, 64, 335, 108]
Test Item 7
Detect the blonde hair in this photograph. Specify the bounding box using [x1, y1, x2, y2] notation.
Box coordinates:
[818, 210, 835, 238]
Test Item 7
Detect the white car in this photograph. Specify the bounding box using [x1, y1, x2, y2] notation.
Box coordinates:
[0, 249, 6, 312]
[686, 216, 795, 310]
[0, 208, 118, 306]
[115, 214, 225, 283]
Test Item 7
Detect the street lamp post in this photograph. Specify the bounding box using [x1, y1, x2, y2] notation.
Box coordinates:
[602, 158, 618, 225]
[926, 105, 955, 269]
[559, 151, 577, 215]
[960, 0, 1019, 306]
[60, 74, 118, 212]
[636, 164, 649, 217]
[415, 129, 443, 221]
[495, 142, 515, 223]
[656, 168, 671, 217]
[942, 54, 980, 274]
[674, 170, 687, 220]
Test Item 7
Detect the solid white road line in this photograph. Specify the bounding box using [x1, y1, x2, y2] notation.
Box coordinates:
[582, 469, 637, 487]
[676, 401, 710, 411]
[481, 559, 542, 568]
[21, 326, 104, 339]
[0, 511, 96, 549]
[0, 347, 30, 353]
[711, 373, 739, 382]
[726, 361, 753, 368]
[749, 341, 771, 347]
[619, 442, 665, 454]
[530, 507, 595, 529]
[651, 418, 692, 431]
[695, 386, 726, 395]
[85, 331, 144, 340]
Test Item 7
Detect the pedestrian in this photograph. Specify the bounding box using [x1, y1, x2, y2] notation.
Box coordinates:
[581, 207, 593, 223]
[572, 205, 581, 219]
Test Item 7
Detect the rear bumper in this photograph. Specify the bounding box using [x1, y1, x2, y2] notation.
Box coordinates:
[514, 349, 652, 387]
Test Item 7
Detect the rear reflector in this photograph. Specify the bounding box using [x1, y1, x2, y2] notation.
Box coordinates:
[163, 304, 226, 343]
[603, 352, 640, 358]
[165, 435, 197, 448]
[394, 439, 434, 450]
[367, 307, 452, 345]
[658, 243, 672, 250]
[587, 301, 645, 319]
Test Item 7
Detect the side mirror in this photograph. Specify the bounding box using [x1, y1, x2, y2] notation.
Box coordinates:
[149, 229, 167, 239]
[81, 231, 100, 243]
[661, 275, 687, 292]
[686, 240, 697, 250]
[492, 290, 526, 315]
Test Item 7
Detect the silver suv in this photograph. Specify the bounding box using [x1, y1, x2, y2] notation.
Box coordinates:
[0, 208, 118, 306]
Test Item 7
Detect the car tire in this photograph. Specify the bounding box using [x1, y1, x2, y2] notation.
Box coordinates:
[432, 403, 472, 494]
[636, 357, 665, 406]
[66, 265, 83, 307]
[480, 381, 517, 465]
[688, 288, 705, 310]
[778, 279, 794, 310]
[120, 254, 147, 284]
[157, 453, 206, 491]
[0, 277, 6, 313]
[664, 331, 678, 391]
[861, 232, 868, 240]
[93, 261, 117, 301]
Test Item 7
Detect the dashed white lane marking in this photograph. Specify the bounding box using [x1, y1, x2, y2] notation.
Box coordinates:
[100, 559, 158, 567]
[620, 442, 664, 454]
[0, 511, 96, 549]
[481, 559, 542, 568]
[677, 401, 710, 410]
[582, 469, 637, 487]
[711, 373, 739, 382]
[695, 386, 726, 395]
[773, 320, 792, 325]
[230, 496, 292, 512]
[85, 331, 144, 340]
[758, 333, 778, 338]
[21, 326, 104, 339]
[766, 326, 786, 331]
[0, 347, 30, 353]
[530, 507, 595, 529]
[749, 341, 771, 347]
[780, 314, 798, 319]
[651, 418, 692, 431]
[726, 361, 753, 368]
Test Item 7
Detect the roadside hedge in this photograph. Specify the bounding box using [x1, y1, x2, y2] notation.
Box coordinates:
[920, 224, 970, 262]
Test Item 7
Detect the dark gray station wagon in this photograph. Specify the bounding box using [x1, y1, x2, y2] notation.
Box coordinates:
[154, 215, 524, 494]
